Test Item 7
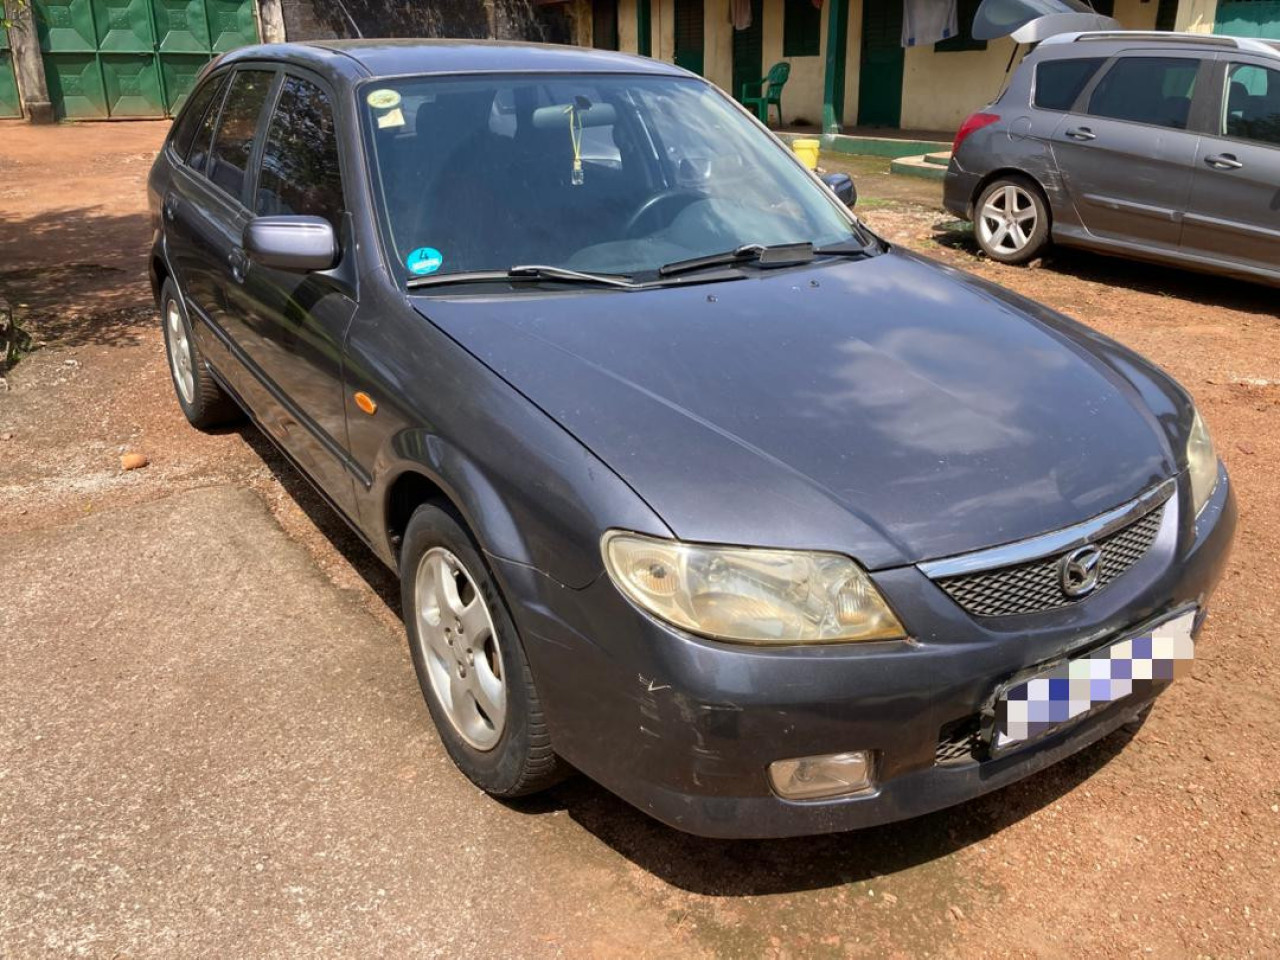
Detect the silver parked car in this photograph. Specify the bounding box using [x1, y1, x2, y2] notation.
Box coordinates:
[944, 31, 1280, 285]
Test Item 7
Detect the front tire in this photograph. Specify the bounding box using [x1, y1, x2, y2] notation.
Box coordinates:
[159, 279, 242, 430]
[400, 503, 568, 797]
[973, 177, 1051, 265]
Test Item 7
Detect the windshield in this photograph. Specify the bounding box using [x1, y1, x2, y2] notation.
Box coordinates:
[360, 73, 871, 282]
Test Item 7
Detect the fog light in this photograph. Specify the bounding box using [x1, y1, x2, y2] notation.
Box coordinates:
[768, 751, 874, 801]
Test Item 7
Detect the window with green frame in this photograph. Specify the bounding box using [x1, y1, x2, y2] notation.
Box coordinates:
[936, 0, 987, 52]
[783, 0, 822, 57]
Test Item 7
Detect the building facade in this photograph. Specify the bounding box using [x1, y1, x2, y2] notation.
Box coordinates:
[2, 0, 1277, 123]
[567, 0, 1279, 132]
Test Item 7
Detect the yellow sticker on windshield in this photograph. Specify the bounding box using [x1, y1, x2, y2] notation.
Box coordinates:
[376, 107, 405, 129]
[366, 88, 402, 110]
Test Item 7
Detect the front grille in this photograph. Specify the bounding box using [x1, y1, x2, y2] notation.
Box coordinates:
[936, 506, 1164, 618]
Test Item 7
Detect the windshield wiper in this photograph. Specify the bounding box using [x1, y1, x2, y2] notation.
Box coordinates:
[407, 264, 637, 290]
[658, 242, 816, 278]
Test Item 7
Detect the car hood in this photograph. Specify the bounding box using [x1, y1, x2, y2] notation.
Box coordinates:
[412, 249, 1180, 569]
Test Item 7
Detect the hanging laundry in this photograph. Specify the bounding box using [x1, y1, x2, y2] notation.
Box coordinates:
[732, 0, 753, 30]
[901, 0, 959, 47]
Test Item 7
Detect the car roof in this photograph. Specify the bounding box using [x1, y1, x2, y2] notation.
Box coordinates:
[216, 39, 690, 82]
[1040, 30, 1280, 58]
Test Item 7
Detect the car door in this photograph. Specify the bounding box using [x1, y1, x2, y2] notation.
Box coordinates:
[1049, 53, 1210, 252]
[163, 67, 277, 396]
[237, 70, 361, 517]
[1180, 56, 1280, 278]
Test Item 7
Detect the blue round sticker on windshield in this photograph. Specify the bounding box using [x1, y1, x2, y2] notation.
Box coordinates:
[406, 247, 443, 275]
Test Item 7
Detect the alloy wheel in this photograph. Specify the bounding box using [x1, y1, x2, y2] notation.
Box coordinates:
[978, 184, 1039, 255]
[413, 547, 507, 751]
[165, 298, 195, 405]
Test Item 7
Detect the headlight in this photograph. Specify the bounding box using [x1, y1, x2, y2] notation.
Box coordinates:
[1187, 409, 1220, 517]
[601, 532, 905, 645]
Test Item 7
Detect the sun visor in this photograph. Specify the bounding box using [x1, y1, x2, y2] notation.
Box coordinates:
[972, 0, 1120, 42]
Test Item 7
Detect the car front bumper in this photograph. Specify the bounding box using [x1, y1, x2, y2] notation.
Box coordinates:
[494, 471, 1235, 839]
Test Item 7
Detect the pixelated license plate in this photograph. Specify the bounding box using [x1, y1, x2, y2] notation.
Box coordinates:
[992, 609, 1197, 752]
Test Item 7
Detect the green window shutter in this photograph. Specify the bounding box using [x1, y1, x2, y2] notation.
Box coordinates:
[936, 0, 987, 53]
[783, 0, 822, 57]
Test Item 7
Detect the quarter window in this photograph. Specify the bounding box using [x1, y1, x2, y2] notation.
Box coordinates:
[188, 74, 231, 174]
[255, 76, 345, 232]
[1224, 62, 1280, 147]
[1087, 56, 1200, 130]
[208, 69, 275, 200]
[1034, 57, 1106, 112]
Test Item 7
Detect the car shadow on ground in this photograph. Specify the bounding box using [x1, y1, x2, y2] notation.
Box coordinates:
[237, 424, 402, 614]
[931, 220, 1278, 316]
[511, 705, 1147, 898]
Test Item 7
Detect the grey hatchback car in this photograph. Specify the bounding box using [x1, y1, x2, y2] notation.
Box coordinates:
[945, 31, 1280, 284]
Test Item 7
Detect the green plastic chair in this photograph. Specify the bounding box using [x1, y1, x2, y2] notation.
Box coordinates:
[741, 62, 791, 126]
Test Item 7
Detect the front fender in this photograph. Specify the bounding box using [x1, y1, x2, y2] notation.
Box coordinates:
[345, 292, 670, 589]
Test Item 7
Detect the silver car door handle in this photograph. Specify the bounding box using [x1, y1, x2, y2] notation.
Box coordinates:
[1065, 127, 1096, 141]
[1204, 153, 1244, 170]
[163, 194, 179, 221]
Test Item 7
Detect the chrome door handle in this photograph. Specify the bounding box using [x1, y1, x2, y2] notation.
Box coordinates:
[1065, 127, 1096, 141]
[1205, 153, 1243, 170]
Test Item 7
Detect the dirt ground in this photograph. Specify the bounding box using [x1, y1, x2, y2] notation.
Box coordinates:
[1, 119, 1277, 958]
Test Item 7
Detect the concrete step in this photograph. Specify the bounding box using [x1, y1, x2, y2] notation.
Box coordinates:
[889, 153, 949, 181]
[923, 151, 952, 166]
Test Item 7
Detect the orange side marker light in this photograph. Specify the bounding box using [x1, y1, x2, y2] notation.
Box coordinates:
[354, 392, 378, 415]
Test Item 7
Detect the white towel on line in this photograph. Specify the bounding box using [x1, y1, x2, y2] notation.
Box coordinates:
[902, 0, 959, 47]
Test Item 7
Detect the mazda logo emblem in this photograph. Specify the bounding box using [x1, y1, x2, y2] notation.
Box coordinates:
[1060, 544, 1103, 598]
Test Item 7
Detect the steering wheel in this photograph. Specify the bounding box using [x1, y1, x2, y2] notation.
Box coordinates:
[623, 188, 706, 237]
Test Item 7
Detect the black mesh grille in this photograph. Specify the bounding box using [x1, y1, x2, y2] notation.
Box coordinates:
[936, 506, 1164, 618]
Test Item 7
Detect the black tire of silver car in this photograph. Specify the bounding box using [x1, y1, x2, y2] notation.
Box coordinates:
[974, 176, 1051, 265]
[159, 279, 243, 430]
[400, 502, 569, 797]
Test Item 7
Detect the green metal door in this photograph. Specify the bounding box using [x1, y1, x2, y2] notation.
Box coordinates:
[857, 0, 903, 127]
[732, 0, 762, 102]
[33, 0, 257, 119]
[1, 27, 21, 118]
[1215, 0, 1280, 39]
[673, 0, 704, 75]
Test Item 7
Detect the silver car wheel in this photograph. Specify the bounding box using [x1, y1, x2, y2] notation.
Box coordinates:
[413, 547, 507, 751]
[165, 298, 195, 405]
[978, 184, 1038, 255]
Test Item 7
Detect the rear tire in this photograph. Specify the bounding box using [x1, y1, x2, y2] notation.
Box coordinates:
[400, 502, 569, 797]
[973, 176, 1051, 265]
[159, 279, 243, 430]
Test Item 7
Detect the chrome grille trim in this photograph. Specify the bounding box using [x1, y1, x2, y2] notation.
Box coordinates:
[933, 507, 1164, 618]
[917, 477, 1176, 580]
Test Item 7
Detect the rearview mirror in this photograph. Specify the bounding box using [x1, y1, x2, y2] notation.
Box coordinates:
[821, 172, 857, 208]
[243, 216, 338, 272]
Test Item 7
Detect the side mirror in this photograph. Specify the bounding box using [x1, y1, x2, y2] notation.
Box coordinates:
[821, 172, 857, 208]
[243, 216, 338, 272]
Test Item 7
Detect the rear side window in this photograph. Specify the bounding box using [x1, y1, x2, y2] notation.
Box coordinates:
[255, 75, 345, 232]
[1034, 57, 1106, 111]
[1224, 62, 1280, 146]
[1087, 56, 1200, 130]
[189, 76, 230, 174]
[208, 70, 275, 201]
[172, 74, 227, 160]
